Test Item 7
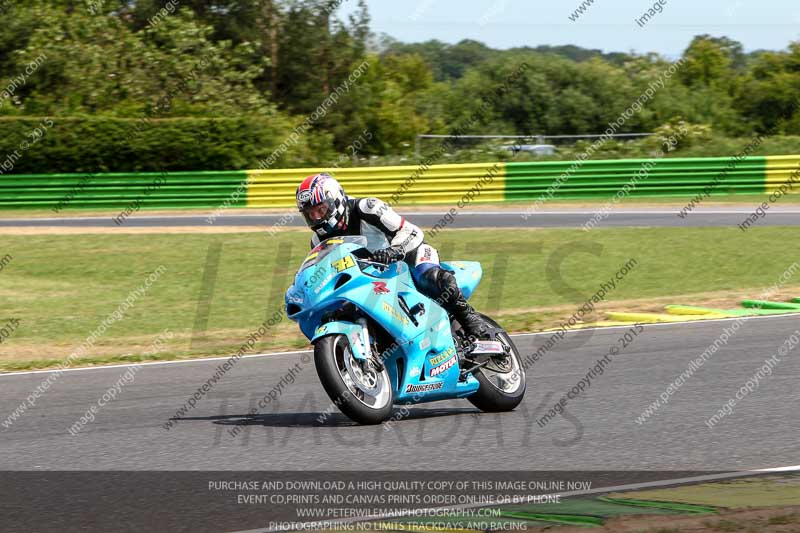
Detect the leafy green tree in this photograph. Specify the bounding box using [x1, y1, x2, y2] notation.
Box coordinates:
[4, 4, 273, 117]
[679, 35, 741, 88]
[735, 43, 800, 134]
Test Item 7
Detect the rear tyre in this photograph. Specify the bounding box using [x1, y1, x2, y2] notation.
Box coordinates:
[466, 314, 526, 412]
[314, 334, 394, 425]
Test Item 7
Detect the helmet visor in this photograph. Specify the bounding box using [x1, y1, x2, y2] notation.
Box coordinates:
[300, 196, 335, 227]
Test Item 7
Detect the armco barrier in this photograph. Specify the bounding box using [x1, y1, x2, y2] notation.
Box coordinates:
[245, 163, 505, 208]
[765, 155, 800, 195]
[504, 156, 768, 200]
[0, 171, 248, 209]
[0, 155, 797, 210]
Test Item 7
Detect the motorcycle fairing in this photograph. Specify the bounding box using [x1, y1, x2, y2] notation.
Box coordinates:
[287, 239, 480, 404]
[441, 260, 482, 300]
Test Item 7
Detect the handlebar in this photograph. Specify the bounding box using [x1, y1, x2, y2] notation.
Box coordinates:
[357, 258, 390, 270]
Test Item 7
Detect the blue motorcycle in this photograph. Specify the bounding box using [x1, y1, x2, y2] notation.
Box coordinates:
[285, 236, 526, 424]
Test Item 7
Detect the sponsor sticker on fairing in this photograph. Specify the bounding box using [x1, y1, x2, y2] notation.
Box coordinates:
[372, 281, 390, 294]
[429, 355, 457, 377]
[382, 301, 409, 326]
[314, 271, 336, 294]
[429, 346, 455, 366]
[405, 382, 444, 394]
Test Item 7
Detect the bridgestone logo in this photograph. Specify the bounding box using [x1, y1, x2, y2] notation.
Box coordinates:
[405, 382, 443, 393]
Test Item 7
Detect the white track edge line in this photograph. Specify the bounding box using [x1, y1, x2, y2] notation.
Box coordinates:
[2, 312, 798, 378]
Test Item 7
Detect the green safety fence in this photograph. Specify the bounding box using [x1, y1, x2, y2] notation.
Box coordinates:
[0, 170, 248, 210]
[504, 156, 769, 201]
[1, 155, 797, 210]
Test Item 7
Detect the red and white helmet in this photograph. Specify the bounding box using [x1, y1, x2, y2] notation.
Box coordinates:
[296, 173, 349, 237]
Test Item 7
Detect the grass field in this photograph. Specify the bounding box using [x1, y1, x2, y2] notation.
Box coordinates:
[1, 226, 799, 371]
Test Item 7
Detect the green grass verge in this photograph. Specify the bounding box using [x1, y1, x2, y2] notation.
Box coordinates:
[1, 226, 798, 371]
[606, 474, 800, 509]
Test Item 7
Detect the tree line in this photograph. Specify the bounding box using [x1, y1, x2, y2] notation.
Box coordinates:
[0, 0, 798, 173]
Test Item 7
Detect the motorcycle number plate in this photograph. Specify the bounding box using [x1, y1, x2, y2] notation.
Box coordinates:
[473, 340, 505, 354]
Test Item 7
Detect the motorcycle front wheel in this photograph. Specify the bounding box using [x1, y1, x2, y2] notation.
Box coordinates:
[314, 334, 394, 425]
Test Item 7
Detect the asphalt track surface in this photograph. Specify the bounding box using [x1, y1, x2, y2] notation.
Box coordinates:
[2, 314, 798, 472]
[4, 207, 800, 228]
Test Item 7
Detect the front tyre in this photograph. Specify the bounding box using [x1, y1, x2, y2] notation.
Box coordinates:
[314, 334, 394, 425]
[467, 314, 526, 412]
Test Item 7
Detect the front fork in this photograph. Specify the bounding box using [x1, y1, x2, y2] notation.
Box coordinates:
[355, 317, 383, 371]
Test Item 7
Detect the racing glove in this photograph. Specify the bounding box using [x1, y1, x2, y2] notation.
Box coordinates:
[372, 245, 405, 264]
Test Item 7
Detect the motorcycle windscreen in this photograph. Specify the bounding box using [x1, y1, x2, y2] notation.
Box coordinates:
[300, 236, 368, 272]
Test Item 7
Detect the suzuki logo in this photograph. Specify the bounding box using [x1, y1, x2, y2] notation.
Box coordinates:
[372, 281, 390, 294]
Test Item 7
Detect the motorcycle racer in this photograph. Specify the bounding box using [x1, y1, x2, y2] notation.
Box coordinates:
[295, 172, 486, 338]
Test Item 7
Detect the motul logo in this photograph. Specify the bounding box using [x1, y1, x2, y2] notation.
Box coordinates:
[372, 281, 390, 294]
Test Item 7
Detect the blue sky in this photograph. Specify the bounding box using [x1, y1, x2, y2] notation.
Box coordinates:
[339, 0, 800, 58]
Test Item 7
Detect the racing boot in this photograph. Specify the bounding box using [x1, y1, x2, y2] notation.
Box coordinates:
[447, 295, 487, 341]
[423, 268, 487, 340]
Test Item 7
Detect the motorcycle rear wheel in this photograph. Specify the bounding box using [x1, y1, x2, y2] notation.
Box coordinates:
[466, 314, 526, 412]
